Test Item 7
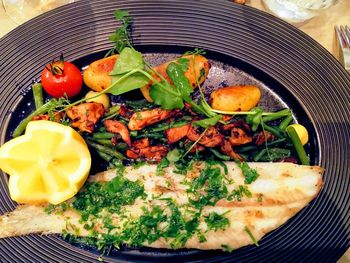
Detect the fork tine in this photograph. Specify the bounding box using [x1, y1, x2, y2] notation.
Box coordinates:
[335, 26, 345, 49]
[346, 25, 350, 39]
[340, 25, 350, 48]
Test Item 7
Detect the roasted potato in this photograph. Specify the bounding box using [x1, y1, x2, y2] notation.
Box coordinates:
[83, 55, 119, 92]
[140, 54, 210, 102]
[83, 54, 210, 102]
[210, 85, 261, 112]
[85, 91, 110, 109]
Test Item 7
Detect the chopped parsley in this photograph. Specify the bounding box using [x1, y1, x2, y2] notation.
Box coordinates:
[72, 173, 145, 221]
[110, 201, 201, 249]
[227, 185, 252, 201]
[44, 204, 56, 214]
[156, 158, 170, 176]
[204, 212, 230, 231]
[237, 161, 260, 184]
[221, 244, 234, 253]
[58, 160, 258, 252]
[244, 226, 259, 247]
[187, 162, 228, 209]
[131, 161, 146, 169]
[173, 159, 194, 175]
[257, 193, 264, 202]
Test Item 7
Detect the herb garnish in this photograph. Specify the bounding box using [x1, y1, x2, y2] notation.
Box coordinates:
[257, 193, 264, 202]
[100, 200, 202, 249]
[173, 158, 194, 175]
[156, 158, 170, 176]
[56, 160, 259, 252]
[204, 212, 230, 231]
[227, 185, 252, 201]
[72, 173, 145, 221]
[236, 161, 260, 184]
[187, 162, 229, 209]
[244, 226, 259, 247]
[221, 244, 234, 253]
[106, 10, 133, 56]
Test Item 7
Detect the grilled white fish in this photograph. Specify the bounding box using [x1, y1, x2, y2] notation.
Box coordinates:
[0, 162, 323, 251]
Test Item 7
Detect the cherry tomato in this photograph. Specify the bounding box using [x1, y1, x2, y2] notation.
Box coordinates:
[41, 59, 83, 98]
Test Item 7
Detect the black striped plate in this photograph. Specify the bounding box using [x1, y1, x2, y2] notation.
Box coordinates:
[0, 0, 349, 262]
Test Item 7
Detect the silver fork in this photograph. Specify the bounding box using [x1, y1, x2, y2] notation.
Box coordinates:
[335, 25, 350, 73]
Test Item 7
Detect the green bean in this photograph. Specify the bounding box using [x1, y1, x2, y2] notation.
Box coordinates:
[93, 139, 113, 146]
[126, 99, 154, 109]
[147, 120, 188, 133]
[13, 100, 57, 137]
[267, 138, 288, 146]
[97, 151, 113, 162]
[91, 132, 115, 140]
[253, 148, 291, 162]
[246, 107, 263, 132]
[108, 105, 121, 114]
[262, 109, 291, 123]
[261, 123, 285, 138]
[86, 140, 125, 160]
[252, 111, 263, 131]
[278, 115, 293, 131]
[236, 145, 259, 153]
[103, 113, 118, 120]
[136, 133, 164, 139]
[118, 116, 130, 123]
[208, 148, 230, 161]
[96, 126, 107, 133]
[182, 115, 193, 121]
[89, 137, 128, 149]
[115, 142, 128, 151]
[135, 119, 189, 139]
[286, 126, 310, 165]
[32, 83, 44, 109]
[130, 131, 138, 137]
[253, 149, 268, 162]
[237, 138, 287, 153]
[261, 148, 291, 162]
[238, 153, 248, 161]
[146, 124, 170, 133]
[103, 105, 120, 120]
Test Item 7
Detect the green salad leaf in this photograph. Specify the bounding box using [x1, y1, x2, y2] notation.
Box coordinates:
[149, 81, 185, 109]
[110, 47, 144, 74]
[108, 48, 149, 95]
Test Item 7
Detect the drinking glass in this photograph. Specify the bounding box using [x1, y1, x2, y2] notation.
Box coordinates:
[2, 0, 75, 25]
[262, 0, 338, 24]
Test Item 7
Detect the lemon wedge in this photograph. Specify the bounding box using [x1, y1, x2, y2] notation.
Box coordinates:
[288, 124, 309, 146]
[0, 120, 91, 204]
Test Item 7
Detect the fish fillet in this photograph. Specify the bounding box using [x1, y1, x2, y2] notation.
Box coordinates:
[0, 162, 323, 251]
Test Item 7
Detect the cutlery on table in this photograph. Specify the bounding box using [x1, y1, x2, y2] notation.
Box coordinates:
[335, 25, 350, 73]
